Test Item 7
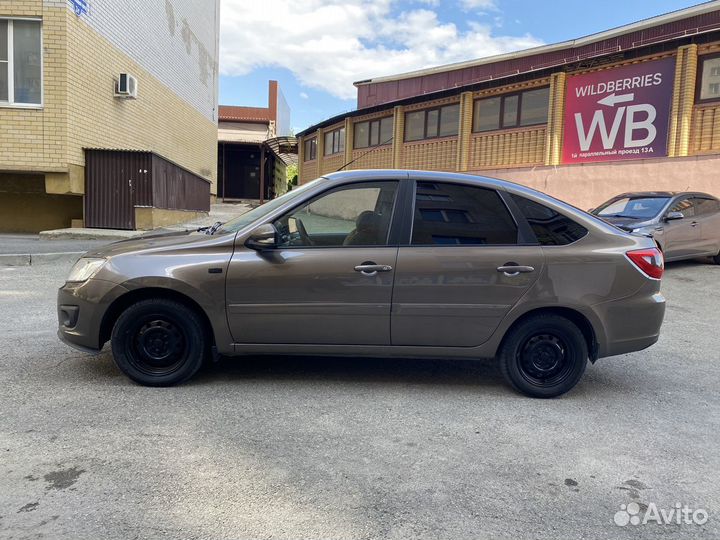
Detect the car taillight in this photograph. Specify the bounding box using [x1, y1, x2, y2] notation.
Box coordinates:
[626, 248, 664, 280]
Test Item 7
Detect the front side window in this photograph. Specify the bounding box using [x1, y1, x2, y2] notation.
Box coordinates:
[354, 117, 393, 149]
[404, 104, 460, 141]
[1, 19, 42, 106]
[698, 55, 720, 102]
[510, 194, 588, 245]
[411, 182, 518, 245]
[274, 181, 399, 247]
[323, 127, 345, 156]
[668, 198, 696, 218]
[303, 138, 317, 161]
[473, 87, 549, 132]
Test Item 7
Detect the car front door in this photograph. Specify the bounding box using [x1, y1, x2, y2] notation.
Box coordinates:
[692, 197, 720, 256]
[225, 180, 402, 345]
[391, 180, 544, 347]
[662, 197, 702, 260]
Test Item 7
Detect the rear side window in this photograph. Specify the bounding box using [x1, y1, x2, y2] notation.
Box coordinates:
[510, 194, 588, 246]
[411, 182, 518, 245]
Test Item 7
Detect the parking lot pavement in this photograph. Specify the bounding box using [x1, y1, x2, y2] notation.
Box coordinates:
[0, 259, 718, 539]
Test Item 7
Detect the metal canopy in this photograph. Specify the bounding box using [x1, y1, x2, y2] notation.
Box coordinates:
[263, 136, 298, 166]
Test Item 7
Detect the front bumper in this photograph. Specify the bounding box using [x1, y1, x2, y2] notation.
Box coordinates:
[57, 279, 129, 352]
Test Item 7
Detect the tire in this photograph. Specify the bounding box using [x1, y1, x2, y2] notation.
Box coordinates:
[498, 314, 588, 398]
[713, 252, 720, 265]
[111, 298, 207, 386]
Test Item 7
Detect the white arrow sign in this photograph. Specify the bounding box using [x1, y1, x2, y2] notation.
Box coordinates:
[597, 92, 635, 107]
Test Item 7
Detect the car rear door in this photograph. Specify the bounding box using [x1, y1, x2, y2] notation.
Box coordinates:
[390, 179, 543, 347]
[225, 179, 404, 345]
[663, 197, 702, 259]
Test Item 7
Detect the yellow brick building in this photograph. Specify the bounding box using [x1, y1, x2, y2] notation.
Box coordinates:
[0, 0, 219, 232]
[298, 3, 720, 211]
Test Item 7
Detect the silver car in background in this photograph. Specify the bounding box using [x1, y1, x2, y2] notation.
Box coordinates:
[592, 192, 720, 264]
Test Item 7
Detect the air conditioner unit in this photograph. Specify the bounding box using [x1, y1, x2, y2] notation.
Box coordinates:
[115, 73, 138, 99]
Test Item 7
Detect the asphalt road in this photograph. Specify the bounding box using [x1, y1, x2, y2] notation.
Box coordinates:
[1, 258, 718, 539]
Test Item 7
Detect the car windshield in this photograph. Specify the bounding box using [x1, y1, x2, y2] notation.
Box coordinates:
[594, 196, 670, 219]
[214, 178, 324, 234]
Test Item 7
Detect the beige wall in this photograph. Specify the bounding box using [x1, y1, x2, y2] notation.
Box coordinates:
[1, 2, 219, 185]
[0, 174, 82, 232]
[0, 2, 67, 175]
[477, 154, 720, 210]
[0, 1, 219, 231]
[65, 11, 218, 192]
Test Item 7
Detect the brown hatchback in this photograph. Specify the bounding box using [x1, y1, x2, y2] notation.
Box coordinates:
[58, 170, 666, 397]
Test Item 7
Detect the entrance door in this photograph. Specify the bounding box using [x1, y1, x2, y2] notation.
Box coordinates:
[226, 180, 401, 345]
[391, 180, 543, 347]
[84, 150, 145, 230]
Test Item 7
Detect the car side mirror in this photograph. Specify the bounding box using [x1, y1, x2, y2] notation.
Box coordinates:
[665, 211, 684, 221]
[245, 223, 278, 250]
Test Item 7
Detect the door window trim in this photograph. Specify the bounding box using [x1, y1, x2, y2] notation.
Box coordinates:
[269, 179, 403, 249]
[402, 179, 538, 247]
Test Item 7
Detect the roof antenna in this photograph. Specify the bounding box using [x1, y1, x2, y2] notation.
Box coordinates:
[337, 135, 394, 172]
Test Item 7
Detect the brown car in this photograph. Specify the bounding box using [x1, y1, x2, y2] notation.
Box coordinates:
[58, 170, 666, 397]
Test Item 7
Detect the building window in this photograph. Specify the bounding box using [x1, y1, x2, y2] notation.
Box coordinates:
[404, 104, 460, 142]
[473, 87, 550, 132]
[303, 138, 317, 161]
[323, 127, 345, 156]
[0, 19, 42, 106]
[354, 117, 393, 149]
[698, 55, 720, 102]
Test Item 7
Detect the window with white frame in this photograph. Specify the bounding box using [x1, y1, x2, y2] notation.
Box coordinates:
[698, 55, 720, 102]
[0, 18, 42, 106]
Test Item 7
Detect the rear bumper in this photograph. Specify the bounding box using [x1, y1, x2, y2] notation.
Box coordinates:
[595, 290, 666, 358]
[57, 279, 128, 352]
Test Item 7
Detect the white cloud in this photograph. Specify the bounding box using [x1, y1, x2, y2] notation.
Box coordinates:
[220, 0, 542, 100]
[459, 0, 497, 10]
[299, 92, 309, 99]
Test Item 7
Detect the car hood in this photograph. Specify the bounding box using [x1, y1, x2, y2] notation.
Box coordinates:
[83, 229, 226, 258]
[598, 216, 654, 231]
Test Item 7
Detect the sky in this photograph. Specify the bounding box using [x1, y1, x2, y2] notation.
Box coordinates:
[218, 0, 706, 134]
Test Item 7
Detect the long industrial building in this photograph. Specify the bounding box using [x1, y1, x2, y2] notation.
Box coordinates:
[297, 2, 720, 209]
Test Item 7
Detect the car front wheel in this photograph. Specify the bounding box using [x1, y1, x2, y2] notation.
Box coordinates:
[499, 314, 588, 398]
[111, 298, 206, 386]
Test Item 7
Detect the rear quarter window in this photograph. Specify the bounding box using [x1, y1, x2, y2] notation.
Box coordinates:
[510, 194, 588, 246]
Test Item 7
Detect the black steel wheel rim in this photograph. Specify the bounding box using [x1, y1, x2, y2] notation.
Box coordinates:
[127, 315, 188, 376]
[516, 332, 573, 387]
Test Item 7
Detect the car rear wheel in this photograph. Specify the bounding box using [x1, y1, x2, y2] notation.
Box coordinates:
[499, 314, 588, 398]
[111, 298, 206, 386]
[713, 252, 720, 265]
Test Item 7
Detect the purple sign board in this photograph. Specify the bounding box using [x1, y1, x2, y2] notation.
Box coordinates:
[563, 57, 676, 164]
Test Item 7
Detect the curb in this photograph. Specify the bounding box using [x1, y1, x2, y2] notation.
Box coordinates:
[0, 252, 83, 267]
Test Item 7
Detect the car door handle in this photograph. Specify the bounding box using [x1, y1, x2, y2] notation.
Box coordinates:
[354, 264, 393, 275]
[497, 265, 535, 275]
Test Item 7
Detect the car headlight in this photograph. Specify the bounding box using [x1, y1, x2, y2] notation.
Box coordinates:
[66, 258, 106, 283]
